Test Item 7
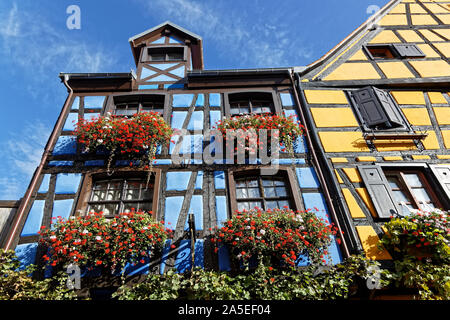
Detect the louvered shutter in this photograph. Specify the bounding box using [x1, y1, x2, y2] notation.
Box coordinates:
[351, 87, 388, 127]
[392, 44, 425, 58]
[358, 165, 399, 218]
[373, 87, 405, 128]
[429, 164, 450, 202]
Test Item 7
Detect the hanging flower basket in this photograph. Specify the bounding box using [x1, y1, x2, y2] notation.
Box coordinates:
[211, 208, 338, 269]
[38, 210, 173, 274]
[75, 112, 173, 182]
[215, 114, 304, 157]
[379, 209, 450, 262]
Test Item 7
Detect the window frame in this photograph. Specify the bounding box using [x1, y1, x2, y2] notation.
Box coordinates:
[140, 45, 187, 63]
[74, 168, 162, 219]
[106, 93, 167, 118]
[384, 169, 442, 212]
[364, 43, 425, 60]
[227, 167, 303, 214]
[223, 90, 282, 119]
[358, 163, 449, 219]
[347, 86, 412, 133]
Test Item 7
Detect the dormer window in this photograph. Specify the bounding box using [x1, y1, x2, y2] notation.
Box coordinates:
[142, 46, 186, 62]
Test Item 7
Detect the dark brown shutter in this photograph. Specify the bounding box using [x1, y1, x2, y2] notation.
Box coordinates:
[373, 88, 405, 128]
[392, 44, 425, 58]
[351, 87, 388, 127]
[429, 164, 450, 202]
[358, 165, 399, 218]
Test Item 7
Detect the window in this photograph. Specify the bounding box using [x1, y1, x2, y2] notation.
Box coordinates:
[385, 170, 441, 215]
[145, 46, 185, 62]
[358, 164, 449, 219]
[364, 44, 425, 60]
[227, 92, 277, 117]
[87, 177, 155, 218]
[228, 168, 303, 213]
[113, 95, 164, 117]
[348, 86, 410, 131]
[235, 176, 292, 211]
[75, 169, 161, 219]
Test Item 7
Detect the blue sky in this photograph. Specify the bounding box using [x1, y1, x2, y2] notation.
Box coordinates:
[0, 0, 388, 200]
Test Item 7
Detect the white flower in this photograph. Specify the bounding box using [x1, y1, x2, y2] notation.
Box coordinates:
[95, 236, 102, 241]
[259, 229, 266, 235]
[97, 139, 103, 144]
[50, 235, 56, 240]
[81, 229, 88, 235]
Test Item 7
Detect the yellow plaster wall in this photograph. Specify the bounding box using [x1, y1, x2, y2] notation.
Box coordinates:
[377, 61, 415, 79]
[401, 108, 431, 126]
[304, 90, 348, 104]
[379, 14, 408, 26]
[383, 156, 403, 161]
[310, 108, 358, 127]
[433, 107, 450, 125]
[330, 157, 348, 163]
[421, 131, 440, 150]
[342, 168, 362, 183]
[433, 43, 450, 58]
[348, 50, 367, 61]
[369, 30, 402, 44]
[318, 131, 370, 152]
[411, 14, 439, 25]
[412, 155, 431, 160]
[356, 156, 377, 162]
[374, 140, 417, 152]
[391, 91, 426, 105]
[442, 130, 450, 149]
[409, 60, 450, 78]
[342, 188, 366, 218]
[417, 44, 441, 58]
[397, 30, 424, 43]
[428, 92, 447, 104]
[355, 188, 377, 218]
[323, 63, 381, 81]
[355, 226, 392, 260]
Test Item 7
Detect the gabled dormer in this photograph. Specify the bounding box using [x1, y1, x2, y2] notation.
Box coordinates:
[129, 21, 204, 90]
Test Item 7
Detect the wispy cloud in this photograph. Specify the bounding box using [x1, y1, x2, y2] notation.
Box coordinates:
[0, 121, 51, 200]
[136, 0, 313, 68]
[0, 2, 118, 94]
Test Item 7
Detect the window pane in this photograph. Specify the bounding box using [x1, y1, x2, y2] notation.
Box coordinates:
[393, 190, 409, 203]
[264, 187, 276, 198]
[167, 52, 183, 61]
[235, 180, 246, 188]
[92, 190, 106, 202]
[262, 179, 274, 187]
[404, 174, 423, 188]
[89, 203, 118, 216]
[266, 201, 278, 209]
[247, 187, 261, 198]
[124, 189, 140, 200]
[275, 186, 287, 197]
[236, 188, 248, 199]
[411, 188, 431, 203]
[237, 202, 249, 211]
[249, 201, 262, 210]
[247, 180, 258, 187]
[278, 200, 290, 208]
[387, 177, 401, 189]
[150, 54, 165, 61]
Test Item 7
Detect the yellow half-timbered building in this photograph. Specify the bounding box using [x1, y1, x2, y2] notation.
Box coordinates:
[296, 0, 450, 266]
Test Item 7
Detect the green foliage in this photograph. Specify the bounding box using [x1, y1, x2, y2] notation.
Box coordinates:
[379, 209, 450, 300]
[113, 255, 378, 300]
[0, 249, 75, 300]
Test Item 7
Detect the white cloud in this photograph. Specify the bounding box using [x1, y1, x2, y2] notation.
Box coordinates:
[136, 0, 313, 68]
[0, 2, 118, 87]
[0, 121, 51, 200]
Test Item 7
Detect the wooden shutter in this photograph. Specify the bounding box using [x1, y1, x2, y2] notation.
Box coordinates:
[373, 88, 405, 128]
[351, 87, 388, 127]
[429, 164, 450, 202]
[392, 44, 425, 58]
[358, 165, 399, 218]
